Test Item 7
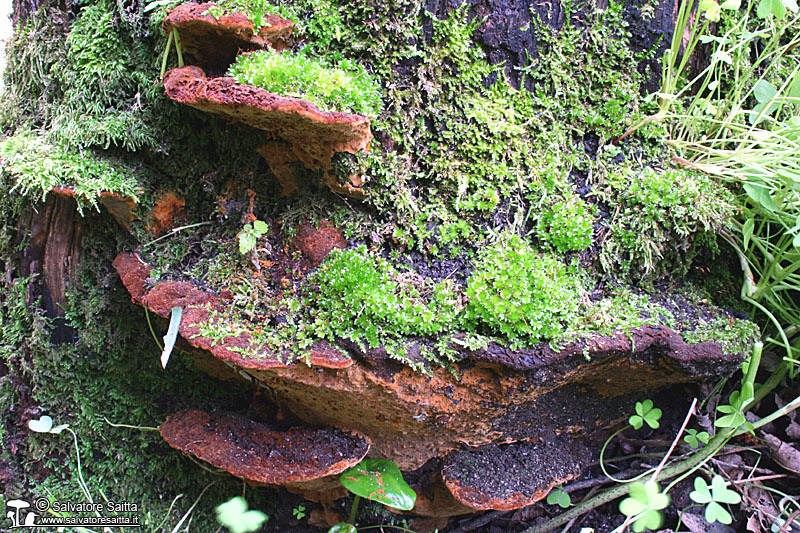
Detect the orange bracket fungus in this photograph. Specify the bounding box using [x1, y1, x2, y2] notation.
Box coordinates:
[160, 408, 370, 496]
[162, 2, 294, 69]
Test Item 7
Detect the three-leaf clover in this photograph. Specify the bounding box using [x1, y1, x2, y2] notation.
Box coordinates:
[715, 391, 748, 429]
[215, 497, 268, 533]
[292, 505, 306, 520]
[684, 429, 710, 449]
[689, 475, 741, 525]
[546, 488, 571, 509]
[629, 400, 662, 430]
[619, 480, 670, 532]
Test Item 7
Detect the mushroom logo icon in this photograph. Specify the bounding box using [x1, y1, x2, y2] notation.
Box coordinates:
[5, 499, 37, 528]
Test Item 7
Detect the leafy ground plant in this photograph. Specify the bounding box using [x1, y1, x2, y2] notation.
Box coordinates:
[330, 458, 417, 532]
[619, 480, 670, 532]
[688, 474, 741, 525]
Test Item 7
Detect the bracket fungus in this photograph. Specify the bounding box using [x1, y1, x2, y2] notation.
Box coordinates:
[163, 66, 372, 197]
[161, 3, 372, 198]
[159, 408, 370, 497]
[114, 249, 744, 515]
[113, 252, 353, 370]
[162, 2, 294, 69]
[50, 187, 137, 231]
[441, 437, 591, 511]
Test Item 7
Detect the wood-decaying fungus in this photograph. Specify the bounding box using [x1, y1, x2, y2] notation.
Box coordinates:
[160, 408, 370, 497]
[163, 66, 372, 197]
[50, 187, 137, 231]
[441, 437, 591, 511]
[114, 250, 744, 516]
[160, 3, 372, 198]
[162, 2, 294, 70]
[112, 252, 353, 370]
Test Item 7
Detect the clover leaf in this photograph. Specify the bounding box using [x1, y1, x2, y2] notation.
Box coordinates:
[684, 429, 710, 449]
[757, 0, 785, 18]
[689, 475, 741, 525]
[629, 400, 662, 430]
[546, 488, 571, 509]
[215, 497, 268, 533]
[28, 415, 70, 435]
[619, 480, 670, 532]
[340, 458, 416, 511]
[715, 391, 748, 429]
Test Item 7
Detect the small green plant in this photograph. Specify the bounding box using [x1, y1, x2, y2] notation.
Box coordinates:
[215, 497, 268, 533]
[619, 480, 670, 532]
[329, 458, 416, 532]
[714, 391, 750, 430]
[629, 399, 663, 430]
[537, 198, 595, 252]
[464, 234, 583, 347]
[227, 50, 382, 118]
[683, 428, 710, 449]
[546, 488, 572, 509]
[292, 504, 306, 520]
[237, 220, 269, 255]
[689, 475, 741, 525]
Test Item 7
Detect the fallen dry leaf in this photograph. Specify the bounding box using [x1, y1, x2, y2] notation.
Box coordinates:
[764, 433, 800, 475]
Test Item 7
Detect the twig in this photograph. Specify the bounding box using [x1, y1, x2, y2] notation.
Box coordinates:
[734, 474, 788, 485]
[450, 510, 507, 533]
[651, 398, 698, 482]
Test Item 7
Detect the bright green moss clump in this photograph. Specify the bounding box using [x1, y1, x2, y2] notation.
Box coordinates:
[465, 234, 583, 347]
[309, 246, 461, 348]
[227, 51, 382, 118]
[600, 166, 734, 280]
[537, 198, 595, 252]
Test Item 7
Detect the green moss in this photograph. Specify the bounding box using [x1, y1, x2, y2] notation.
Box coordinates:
[520, 0, 654, 139]
[309, 246, 462, 348]
[227, 50, 382, 117]
[537, 197, 595, 252]
[0, 131, 143, 211]
[681, 316, 760, 355]
[204, 0, 299, 30]
[50, 2, 158, 151]
[464, 234, 584, 348]
[599, 166, 735, 281]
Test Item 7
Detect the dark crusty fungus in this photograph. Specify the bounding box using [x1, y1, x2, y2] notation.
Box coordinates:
[160, 409, 370, 489]
[441, 437, 591, 511]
